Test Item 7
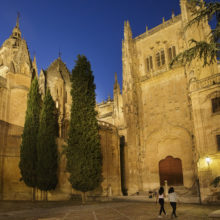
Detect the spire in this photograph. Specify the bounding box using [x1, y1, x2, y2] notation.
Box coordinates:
[58, 49, 62, 59]
[124, 20, 132, 41]
[12, 12, 21, 39]
[172, 10, 175, 19]
[114, 72, 120, 91]
[16, 12, 20, 28]
[115, 72, 118, 83]
[32, 55, 38, 78]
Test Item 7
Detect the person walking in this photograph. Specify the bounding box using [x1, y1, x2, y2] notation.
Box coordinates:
[168, 187, 178, 218]
[156, 186, 166, 218]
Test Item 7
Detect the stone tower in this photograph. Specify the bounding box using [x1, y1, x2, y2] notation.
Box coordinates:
[38, 57, 72, 138]
[122, 20, 144, 194]
[0, 15, 34, 200]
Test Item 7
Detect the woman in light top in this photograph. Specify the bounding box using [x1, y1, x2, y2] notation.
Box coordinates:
[168, 187, 178, 218]
[157, 186, 166, 218]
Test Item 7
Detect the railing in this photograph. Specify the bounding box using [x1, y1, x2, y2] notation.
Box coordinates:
[196, 73, 220, 90]
[135, 15, 182, 41]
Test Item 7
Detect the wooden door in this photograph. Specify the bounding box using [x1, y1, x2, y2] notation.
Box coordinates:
[159, 156, 183, 186]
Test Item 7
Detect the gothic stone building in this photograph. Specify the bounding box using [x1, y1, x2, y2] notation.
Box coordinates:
[0, 16, 121, 200]
[97, 0, 220, 202]
[0, 0, 220, 203]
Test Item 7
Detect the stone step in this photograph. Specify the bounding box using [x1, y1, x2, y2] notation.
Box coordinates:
[111, 195, 200, 204]
[134, 185, 199, 198]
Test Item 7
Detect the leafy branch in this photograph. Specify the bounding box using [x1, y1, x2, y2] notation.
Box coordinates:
[170, 0, 220, 67]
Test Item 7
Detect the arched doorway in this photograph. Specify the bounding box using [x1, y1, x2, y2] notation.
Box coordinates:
[159, 156, 183, 186]
[120, 136, 127, 196]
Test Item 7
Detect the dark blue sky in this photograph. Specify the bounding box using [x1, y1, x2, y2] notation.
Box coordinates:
[0, 0, 180, 103]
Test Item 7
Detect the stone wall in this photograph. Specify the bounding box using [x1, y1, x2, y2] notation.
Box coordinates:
[0, 120, 121, 200]
[139, 68, 195, 190]
[99, 121, 121, 196]
[190, 76, 220, 202]
[0, 120, 32, 200]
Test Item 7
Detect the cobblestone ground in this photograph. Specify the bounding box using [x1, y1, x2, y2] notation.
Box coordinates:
[0, 201, 219, 220]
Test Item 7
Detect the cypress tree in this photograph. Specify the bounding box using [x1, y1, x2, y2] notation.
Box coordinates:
[66, 55, 102, 203]
[37, 89, 58, 199]
[19, 76, 41, 200]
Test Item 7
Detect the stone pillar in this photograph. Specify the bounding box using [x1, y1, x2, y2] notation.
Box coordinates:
[164, 180, 168, 197]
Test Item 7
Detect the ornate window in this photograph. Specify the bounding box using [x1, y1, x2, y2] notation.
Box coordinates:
[168, 46, 176, 61]
[212, 97, 220, 113]
[161, 50, 165, 65]
[156, 52, 160, 67]
[216, 135, 220, 151]
[146, 56, 153, 72]
[156, 50, 165, 67]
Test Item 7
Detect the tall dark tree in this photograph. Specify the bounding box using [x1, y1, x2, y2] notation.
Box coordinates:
[37, 89, 58, 199]
[171, 0, 220, 66]
[66, 55, 102, 203]
[19, 76, 41, 200]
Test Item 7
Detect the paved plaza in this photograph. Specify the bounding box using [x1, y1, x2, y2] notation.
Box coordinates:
[0, 200, 219, 220]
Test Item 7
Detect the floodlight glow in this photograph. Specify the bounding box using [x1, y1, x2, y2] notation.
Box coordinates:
[205, 157, 211, 165]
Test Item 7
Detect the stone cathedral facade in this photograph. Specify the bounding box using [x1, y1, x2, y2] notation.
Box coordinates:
[97, 0, 220, 202]
[0, 0, 220, 203]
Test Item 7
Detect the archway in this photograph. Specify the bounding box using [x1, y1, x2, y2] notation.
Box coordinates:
[159, 156, 183, 186]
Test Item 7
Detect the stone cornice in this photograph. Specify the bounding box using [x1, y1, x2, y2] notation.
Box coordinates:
[98, 120, 117, 131]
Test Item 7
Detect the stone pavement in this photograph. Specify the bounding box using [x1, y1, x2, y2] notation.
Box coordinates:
[0, 201, 219, 220]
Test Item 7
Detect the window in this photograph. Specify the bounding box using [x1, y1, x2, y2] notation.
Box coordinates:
[146, 56, 153, 72]
[168, 46, 176, 61]
[156, 50, 165, 67]
[161, 50, 165, 65]
[216, 135, 220, 151]
[212, 97, 220, 113]
[156, 52, 161, 67]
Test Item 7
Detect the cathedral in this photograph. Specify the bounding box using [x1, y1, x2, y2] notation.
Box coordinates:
[0, 0, 220, 203]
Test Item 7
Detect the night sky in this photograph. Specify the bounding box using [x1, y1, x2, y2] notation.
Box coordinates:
[0, 0, 181, 103]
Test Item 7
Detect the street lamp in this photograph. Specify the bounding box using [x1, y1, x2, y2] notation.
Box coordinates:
[205, 157, 211, 165]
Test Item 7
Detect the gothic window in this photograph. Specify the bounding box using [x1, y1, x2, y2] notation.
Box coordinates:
[156, 50, 165, 67]
[217, 135, 220, 151]
[156, 52, 161, 67]
[161, 50, 165, 65]
[146, 56, 153, 72]
[168, 46, 176, 61]
[212, 97, 220, 113]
